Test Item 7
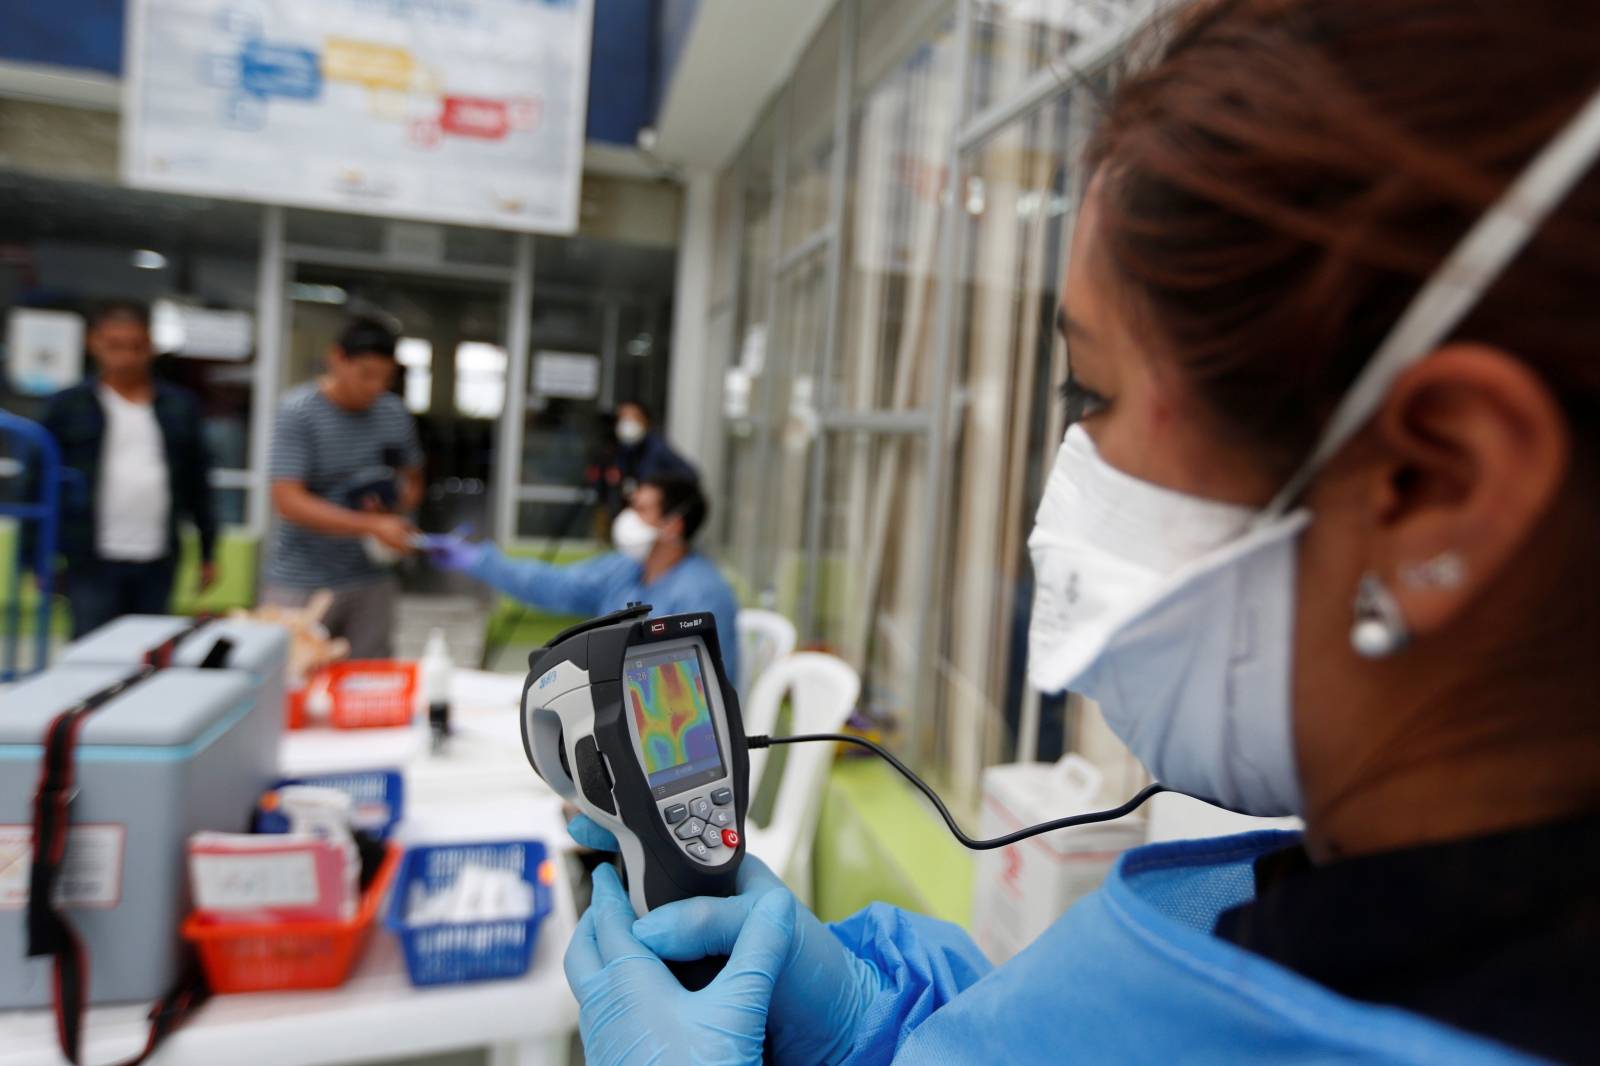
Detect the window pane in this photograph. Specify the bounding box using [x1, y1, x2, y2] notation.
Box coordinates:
[716, 420, 766, 598]
[857, 0, 956, 96]
[514, 237, 677, 541]
[453, 341, 507, 419]
[212, 487, 247, 528]
[717, 242, 826, 606]
[781, 5, 843, 249]
[398, 337, 434, 414]
[761, 247, 827, 613]
[813, 431, 929, 736]
[936, 92, 1083, 801]
[189, 359, 254, 475]
[730, 110, 778, 424]
[0, 169, 261, 514]
[710, 168, 741, 306]
[521, 296, 604, 503]
[611, 301, 672, 415]
[832, 14, 961, 412]
[966, 0, 1132, 117]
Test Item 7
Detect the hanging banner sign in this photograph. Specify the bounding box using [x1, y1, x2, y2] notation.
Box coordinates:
[122, 0, 594, 234]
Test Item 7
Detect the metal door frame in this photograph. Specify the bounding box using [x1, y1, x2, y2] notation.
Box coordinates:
[247, 207, 535, 546]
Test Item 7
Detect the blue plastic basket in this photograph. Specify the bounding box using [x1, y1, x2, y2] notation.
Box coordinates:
[385, 840, 553, 987]
[259, 770, 406, 839]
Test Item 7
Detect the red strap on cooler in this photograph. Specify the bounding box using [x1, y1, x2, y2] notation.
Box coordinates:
[26, 620, 218, 1065]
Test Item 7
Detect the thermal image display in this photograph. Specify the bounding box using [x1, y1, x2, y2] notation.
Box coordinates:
[625, 651, 720, 780]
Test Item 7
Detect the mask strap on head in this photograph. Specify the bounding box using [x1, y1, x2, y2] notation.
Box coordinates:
[1264, 87, 1600, 519]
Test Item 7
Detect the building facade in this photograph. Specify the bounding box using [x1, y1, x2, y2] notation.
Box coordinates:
[676, 0, 1153, 806]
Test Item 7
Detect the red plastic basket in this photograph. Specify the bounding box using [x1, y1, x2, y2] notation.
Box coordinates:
[286, 660, 419, 730]
[182, 845, 401, 994]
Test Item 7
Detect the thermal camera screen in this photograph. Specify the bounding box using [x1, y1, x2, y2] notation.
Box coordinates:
[623, 644, 725, 797]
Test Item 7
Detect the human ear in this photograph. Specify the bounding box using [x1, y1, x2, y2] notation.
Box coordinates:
[1364, 344, 1570, 638]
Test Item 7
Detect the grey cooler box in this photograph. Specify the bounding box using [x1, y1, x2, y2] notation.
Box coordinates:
[0, 664, 268, 1007]
[59, 615, 287, 786]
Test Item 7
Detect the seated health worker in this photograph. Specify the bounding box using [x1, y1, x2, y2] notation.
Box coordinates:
[558, 1, 1600, 1062]
[427, 474, 739, 682]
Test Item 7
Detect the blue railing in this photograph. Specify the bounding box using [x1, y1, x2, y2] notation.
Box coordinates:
[0, 410, 65, 681]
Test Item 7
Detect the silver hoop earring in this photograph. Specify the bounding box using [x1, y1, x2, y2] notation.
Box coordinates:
[1351, 572, 1410, 660]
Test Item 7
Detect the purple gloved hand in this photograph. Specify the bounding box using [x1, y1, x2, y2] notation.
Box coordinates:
[422, 530, 487, 572]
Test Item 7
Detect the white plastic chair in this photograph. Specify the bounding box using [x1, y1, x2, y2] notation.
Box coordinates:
[734, 608, 797, 700]
[739, 652, 860, 905]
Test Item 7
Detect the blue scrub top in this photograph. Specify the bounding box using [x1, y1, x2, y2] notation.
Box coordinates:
[468, 547, 740, 683]
[825, 831, 1541, 1064]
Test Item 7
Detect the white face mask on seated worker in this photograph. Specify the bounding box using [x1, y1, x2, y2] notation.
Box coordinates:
[1027, 89, 1600, 818]
[611, 507, 660, 563]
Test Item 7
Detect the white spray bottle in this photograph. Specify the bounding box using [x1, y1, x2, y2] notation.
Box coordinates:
[420, 627, 454, 754]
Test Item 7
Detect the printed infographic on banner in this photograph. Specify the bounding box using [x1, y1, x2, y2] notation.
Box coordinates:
[123, 0, 593, 234]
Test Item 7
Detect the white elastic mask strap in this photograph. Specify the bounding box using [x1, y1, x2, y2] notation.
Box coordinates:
[1267, 87, 1600, 517]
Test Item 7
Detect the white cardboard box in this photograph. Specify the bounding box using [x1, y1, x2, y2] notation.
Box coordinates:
[971, 756, 1147, 964]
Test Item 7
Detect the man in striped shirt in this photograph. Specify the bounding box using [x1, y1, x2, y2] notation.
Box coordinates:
[261, 316, 422, 658]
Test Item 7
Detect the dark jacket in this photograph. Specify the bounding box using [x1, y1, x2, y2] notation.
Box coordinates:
[611, 431, 698, 486]
[35, 379, 218, 567]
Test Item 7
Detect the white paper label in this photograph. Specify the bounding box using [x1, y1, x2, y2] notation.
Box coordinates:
[5, 309, 85, 396]
[191, 852, 319, 911]
[0, 824, 126, 910]
[533, 350, 600, 399]
[151, 300, 255, 361]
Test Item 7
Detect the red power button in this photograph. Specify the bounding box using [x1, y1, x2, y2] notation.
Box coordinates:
[722, 829, 740, 848]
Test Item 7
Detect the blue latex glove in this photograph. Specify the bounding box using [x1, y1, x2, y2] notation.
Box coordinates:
[566, 862, 796, 1066]
[567, 816, 874, 1066]
[567, 814, 622, 851]
[422, 528, 485, 572]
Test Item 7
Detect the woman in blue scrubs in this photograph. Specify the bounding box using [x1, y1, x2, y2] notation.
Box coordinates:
[563, 0, 1600, 1061]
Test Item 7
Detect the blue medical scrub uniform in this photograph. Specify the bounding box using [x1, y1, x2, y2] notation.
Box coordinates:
[825, 831, 1542, 1064]
[466, 548, 740, 683]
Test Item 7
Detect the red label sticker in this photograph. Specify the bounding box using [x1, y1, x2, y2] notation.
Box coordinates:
[441, 96, 509, 140]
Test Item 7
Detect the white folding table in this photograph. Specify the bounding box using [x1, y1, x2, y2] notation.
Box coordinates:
[0, 669, 581, 1066]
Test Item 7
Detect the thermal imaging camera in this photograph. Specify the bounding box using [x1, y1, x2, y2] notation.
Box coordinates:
[521, 605, 748, 922]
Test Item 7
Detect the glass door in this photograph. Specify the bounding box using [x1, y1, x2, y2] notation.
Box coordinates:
[282, 265, 510, 594]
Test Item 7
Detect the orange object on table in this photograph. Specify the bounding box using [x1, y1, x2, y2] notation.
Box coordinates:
[182, 844, 401, 994]
[285, 660, 418, 730]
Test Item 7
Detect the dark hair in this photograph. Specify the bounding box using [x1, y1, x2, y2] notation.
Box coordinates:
[617, 400, 653, 423]
[336, 316, 399, 360]
[88, 300, 151, 331]
[644, 475, 708, 541]
[1087, 0, 1600, 473]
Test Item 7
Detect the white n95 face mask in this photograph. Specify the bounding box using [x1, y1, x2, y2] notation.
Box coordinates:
[616, 419, 647, 446]
[1027, 425, 1257, 695]
[1028, 428, 1309, 815]
[611, 507, 658, 563]
[1027, 87, 1600, 816]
